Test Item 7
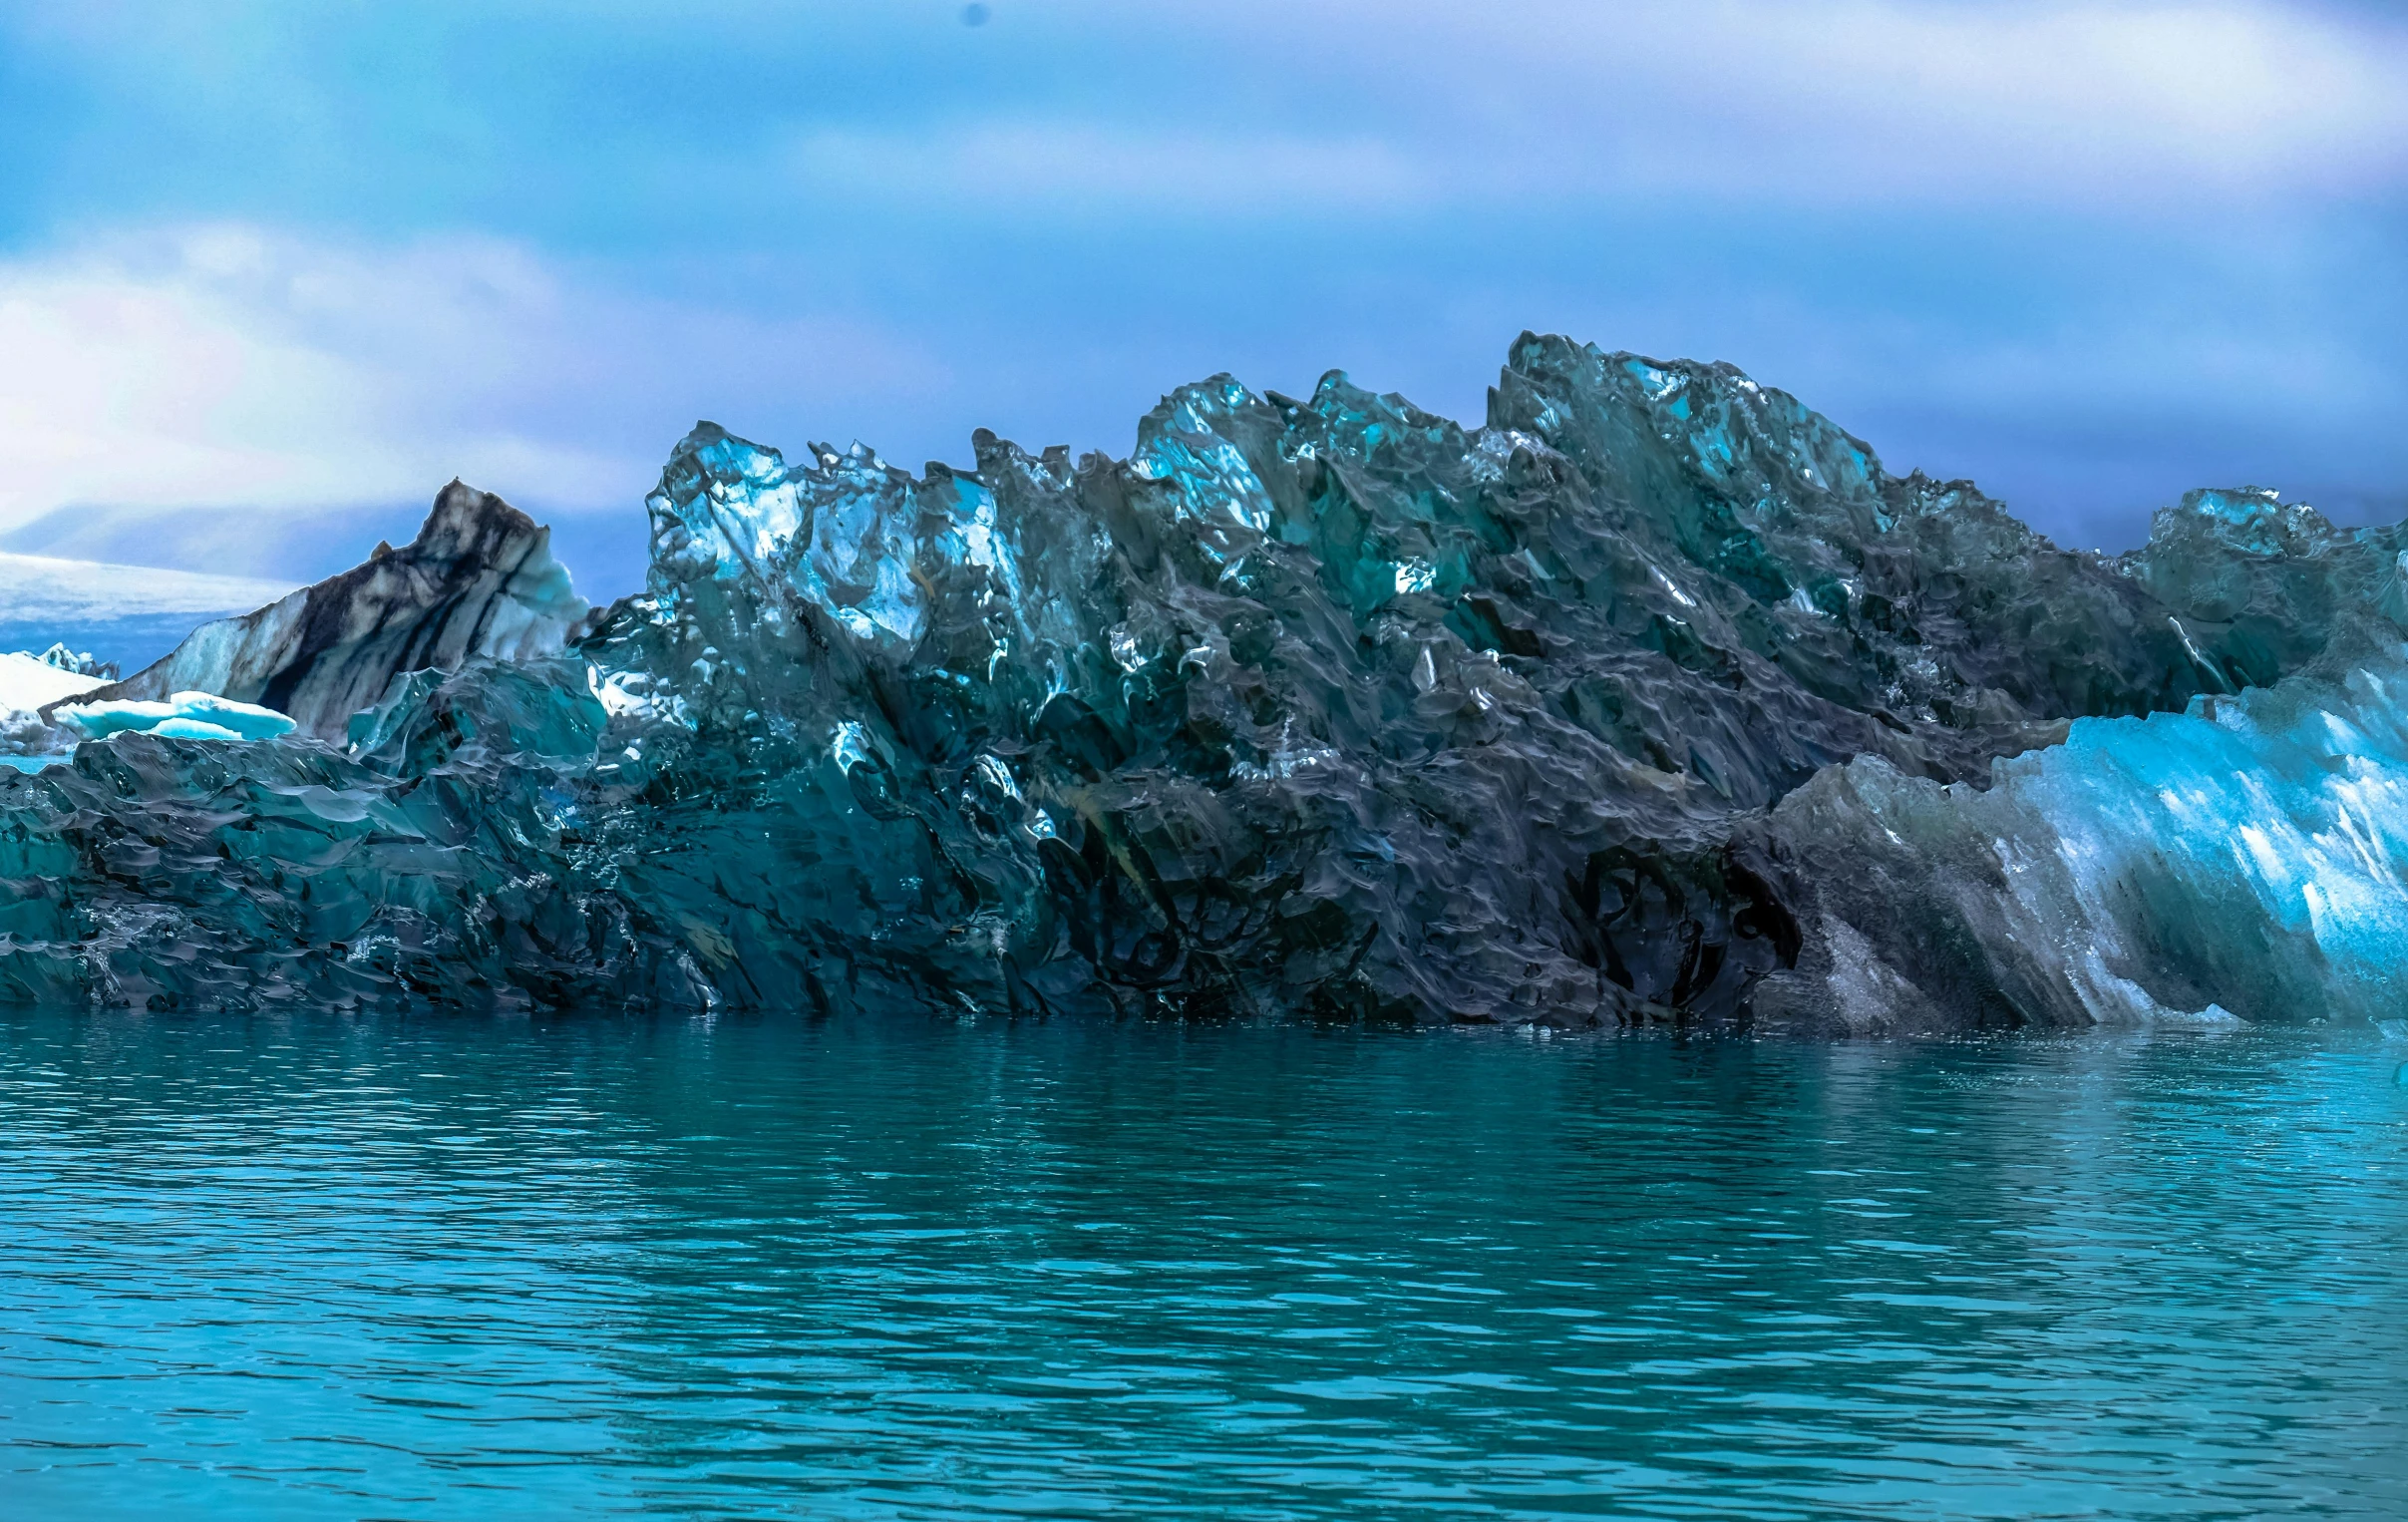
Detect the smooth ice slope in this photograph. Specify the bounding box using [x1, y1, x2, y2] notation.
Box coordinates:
[0, 334, 2399, 1025]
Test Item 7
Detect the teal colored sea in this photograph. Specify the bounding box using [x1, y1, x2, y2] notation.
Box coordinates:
[2, 1012, 2402, 1520]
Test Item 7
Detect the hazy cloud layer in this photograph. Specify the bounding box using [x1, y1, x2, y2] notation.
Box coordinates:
[0, 226, 958, 588]
[0, 0, 2400, 588]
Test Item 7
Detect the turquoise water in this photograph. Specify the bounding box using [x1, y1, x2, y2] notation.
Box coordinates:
[1, 1013, 2402, 1520]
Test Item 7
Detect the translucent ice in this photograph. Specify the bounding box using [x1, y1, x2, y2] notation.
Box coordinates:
[53, 692, 297, 742]
[1747, 645, 2408, 1030]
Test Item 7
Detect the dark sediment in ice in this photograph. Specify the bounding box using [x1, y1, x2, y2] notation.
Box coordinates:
[3, 334, 2401, 1026]
[51, 483, 586, 738]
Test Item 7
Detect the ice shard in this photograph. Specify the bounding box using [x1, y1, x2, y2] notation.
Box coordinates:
[0, 333, 2401, 1026]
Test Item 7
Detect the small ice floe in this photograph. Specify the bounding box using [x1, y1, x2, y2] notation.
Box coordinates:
[52, 691, 296, 743]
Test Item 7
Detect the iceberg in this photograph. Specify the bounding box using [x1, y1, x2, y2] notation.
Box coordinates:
[35, 643, 117, 679]
[54, 482, 588, 738]
[1743, 644, 2408, 1032]
[0, 332, 2401, 1027]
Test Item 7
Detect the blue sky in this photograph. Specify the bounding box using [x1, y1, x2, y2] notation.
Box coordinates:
[1, 0, 2402, 595]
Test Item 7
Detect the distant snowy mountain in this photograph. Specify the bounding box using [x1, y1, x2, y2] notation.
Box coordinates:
[0, 551, 295, 670]
[0, 502, 431, 584]
[1, 501, 651, 608]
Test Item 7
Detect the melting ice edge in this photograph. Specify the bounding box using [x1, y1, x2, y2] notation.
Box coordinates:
[6, 332, 2404, 1033]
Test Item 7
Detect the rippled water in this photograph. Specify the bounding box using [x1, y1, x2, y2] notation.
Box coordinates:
[1, 1012, 2402, 1520]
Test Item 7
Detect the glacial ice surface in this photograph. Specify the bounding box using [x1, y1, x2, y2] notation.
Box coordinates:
[0, 553, 295, 671]
[4, 333, 2405, 1026]
[0, 647, 119, 769]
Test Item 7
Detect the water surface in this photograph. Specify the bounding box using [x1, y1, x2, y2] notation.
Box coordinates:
[1, 1012, 2402, 1519]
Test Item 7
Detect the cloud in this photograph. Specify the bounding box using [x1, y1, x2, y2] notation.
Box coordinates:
[15, 1, 2402, 254]
[1408, 0, 2408, 205]
[0, 227, 608, 525]
[0, 225, 941, 535]
[722, 1, 2408, 241]
[0, 2, 2398, 577]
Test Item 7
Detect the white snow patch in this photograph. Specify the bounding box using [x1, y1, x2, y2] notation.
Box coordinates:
[0, 651, 111, 713]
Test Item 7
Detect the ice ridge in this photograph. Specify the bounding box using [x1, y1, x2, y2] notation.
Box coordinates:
[2, 332, 2402, 1027]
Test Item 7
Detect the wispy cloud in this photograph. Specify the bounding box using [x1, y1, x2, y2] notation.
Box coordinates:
[1381, 0, 2408, 205]
[694, 2, 2408, 226]
[18, 1, 2401, 235]
[0, 228, 602, 523]
[841, 0, 2408, 216]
